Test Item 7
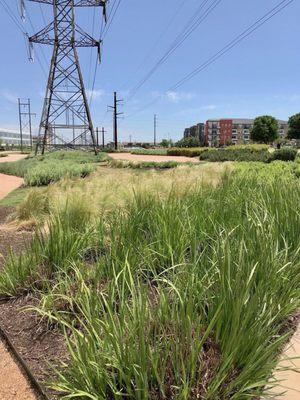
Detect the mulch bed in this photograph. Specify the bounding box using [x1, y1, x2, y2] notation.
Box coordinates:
[0, 296, 68, 400]
[0, 206, 69, 399]
[0, 207, 32, 266]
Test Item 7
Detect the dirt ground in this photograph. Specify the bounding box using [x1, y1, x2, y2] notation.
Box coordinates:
[108, 152, 200, 163]
[0, 296, 68, 400]
[0, 341, 37, 400]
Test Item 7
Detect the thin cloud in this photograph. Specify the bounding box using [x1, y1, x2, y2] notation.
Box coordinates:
[86, 89, 105, 100]
[0, 90, 19, 104]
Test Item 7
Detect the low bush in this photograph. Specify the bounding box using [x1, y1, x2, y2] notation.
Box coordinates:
[167, 147, 207, 157]
[131, 149, 168, 156]
[199, 148, 269, 162]
[110, 159, 181, 169]
[269, 147, 297, 161]
[0, 151, 108, 186]
[24, 161, 95, 186]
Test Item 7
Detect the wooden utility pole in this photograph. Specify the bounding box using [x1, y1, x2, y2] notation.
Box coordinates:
[96, 127, 99, 147]
[108, 92, 123, 150]
[101, 127, 107, 148]
[154, 114, 157, 146]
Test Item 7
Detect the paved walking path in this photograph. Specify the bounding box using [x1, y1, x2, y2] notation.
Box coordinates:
[270, 325, 300, 399]
[108, 152, 199, 163]
[0, 341, 37, 400]
[0, 153, 27, 163]
[0, 174, 24, 201]
[0, 153, 26, 201]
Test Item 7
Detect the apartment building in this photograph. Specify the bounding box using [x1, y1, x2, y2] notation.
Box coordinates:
[205, 118, 288, 147]
[184, 123, 205, 144]
[0, 129, 31, 146]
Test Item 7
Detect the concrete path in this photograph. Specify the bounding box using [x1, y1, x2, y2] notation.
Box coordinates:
[108, 152, 199, 163]
[270, 325, 300, 399]
[0, 341, 37, 400]
[0, 174, 24, 201]
[0, 153, 26, 200]
[0, 153, 27, 163]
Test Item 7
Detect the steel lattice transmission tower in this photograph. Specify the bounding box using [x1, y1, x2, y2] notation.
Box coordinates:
[27, 0, 107, 154]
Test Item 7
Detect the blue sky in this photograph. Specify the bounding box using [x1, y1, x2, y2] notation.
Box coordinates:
[0, 0, 299, 143]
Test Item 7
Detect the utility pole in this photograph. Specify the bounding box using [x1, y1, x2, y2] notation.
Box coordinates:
[26, 0, 108, 155]
[154, 114, 157, 146]
[102, 127, 107, 148]
[18, 98, 36, 151]
[96, 127, 99, 147]
[108, 92, 123, 150]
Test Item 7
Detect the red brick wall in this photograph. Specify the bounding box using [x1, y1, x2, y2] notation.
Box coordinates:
[219, 119, 232, 145]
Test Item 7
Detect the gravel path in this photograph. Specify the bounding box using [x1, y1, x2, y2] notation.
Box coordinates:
[0, 341, 37, 400]
[108, 152, 199, 163]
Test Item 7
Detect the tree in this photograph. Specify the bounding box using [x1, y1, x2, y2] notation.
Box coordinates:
[288, 113, 300, 139]
[175, 136, 200, 148]
[160, 139, 173, 148]
[250, 115, 279, 144]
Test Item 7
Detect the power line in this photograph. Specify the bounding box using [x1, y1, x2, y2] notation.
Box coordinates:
[171, 0, 295, 90]
[101, 0, 122, 40]
[0, 0, 26, 34]
[89, 0, 123, 107]
[126, 0, 294, 119]
[120, 0, 189, 90]
[126, 0, 223, 101]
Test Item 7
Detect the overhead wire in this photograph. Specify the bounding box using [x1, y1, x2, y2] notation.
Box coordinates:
[126, 0, 223, 101]
[120, 0, 189, 91]
[126, 0, 295, 119]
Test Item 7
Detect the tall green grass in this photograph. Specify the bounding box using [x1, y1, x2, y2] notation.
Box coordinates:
[0, 163, 299, 398]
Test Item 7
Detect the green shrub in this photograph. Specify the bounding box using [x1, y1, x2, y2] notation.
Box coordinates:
[175, 136, 201, 148]
[110, 159, 181, 170]
[0, 151, 107, 186]
[199, 147, 270, 162]
[167, 147, 208, 157]
[24, 161, 95, 186]
[269, 147, 297, 161]
[131, 149, 167, 156]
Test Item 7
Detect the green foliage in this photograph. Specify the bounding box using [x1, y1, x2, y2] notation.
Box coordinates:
[288, 112, 300, 139]
[199, 146, 271, 162]
[269, 147, 297, 162]
[110, 159, 181, 169]
[175, 136, 201, 148]
[250, 115, 279, 143]
[0, 151, 108, 186]
[130, 149, 168, 156]
[167, 147, 208, 157]
[160, 139, 173, 147]
[24, 161, 95, 186]
[1, 164, 300, 398]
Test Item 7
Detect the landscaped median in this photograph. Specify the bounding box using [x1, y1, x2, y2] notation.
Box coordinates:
[0, 151, 109, 186]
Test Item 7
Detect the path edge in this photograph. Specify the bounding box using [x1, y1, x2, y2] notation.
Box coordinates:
[0, 325, 49, 400]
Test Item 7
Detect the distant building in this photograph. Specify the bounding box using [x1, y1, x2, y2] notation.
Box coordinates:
[0, 129, 31, 146]
[184, 123, 205, 144]
[205, 118, 288, 147]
